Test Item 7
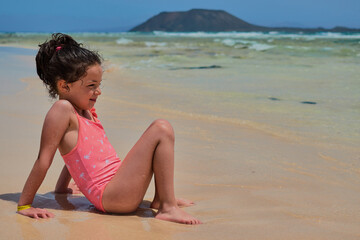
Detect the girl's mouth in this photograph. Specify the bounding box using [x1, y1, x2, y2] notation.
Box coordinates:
[90, 98, 97, 102]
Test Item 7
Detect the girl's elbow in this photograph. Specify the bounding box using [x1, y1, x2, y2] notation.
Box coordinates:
[54, 187, 70, 194]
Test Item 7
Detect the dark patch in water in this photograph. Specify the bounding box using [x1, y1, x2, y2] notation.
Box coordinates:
[268, 97, 281, 101]
[170, 65, 222, 70]
[232, 56, 246, 59]
[301, 101, 317, 105]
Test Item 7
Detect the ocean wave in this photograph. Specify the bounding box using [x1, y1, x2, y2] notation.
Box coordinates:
[6, 31, 360, 40]
[214, 38, 274, 51]
[153, 31, 360, 40]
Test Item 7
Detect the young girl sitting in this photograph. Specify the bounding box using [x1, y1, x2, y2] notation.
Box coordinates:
[17, 33, 201, 225]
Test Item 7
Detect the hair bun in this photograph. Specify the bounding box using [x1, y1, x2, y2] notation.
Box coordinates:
[52, 33, 80, 48]
[36, 33, 82, 85]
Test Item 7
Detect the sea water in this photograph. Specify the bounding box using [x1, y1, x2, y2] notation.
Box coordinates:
[0, 46, 36, 95]
[1, 31, 359, 149]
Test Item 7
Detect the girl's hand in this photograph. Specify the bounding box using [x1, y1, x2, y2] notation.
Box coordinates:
[17, 207, 55, 219]
[68, 181, 81, 194]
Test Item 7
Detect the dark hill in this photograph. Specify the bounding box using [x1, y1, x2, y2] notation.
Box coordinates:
[130, 9, 267, 32]
[129, 9, 360, 33]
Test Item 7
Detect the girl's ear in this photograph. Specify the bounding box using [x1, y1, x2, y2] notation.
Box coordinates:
[57, 80, 70, 94]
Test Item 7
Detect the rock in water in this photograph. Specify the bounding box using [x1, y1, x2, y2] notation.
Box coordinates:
[301, 101, 317, 105]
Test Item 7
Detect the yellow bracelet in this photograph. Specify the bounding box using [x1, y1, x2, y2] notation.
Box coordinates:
[17, 204, 32, 211]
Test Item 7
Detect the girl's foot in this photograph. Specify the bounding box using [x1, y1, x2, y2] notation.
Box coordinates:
[150, 198, 195, 209]
[155, 205, 202, 225]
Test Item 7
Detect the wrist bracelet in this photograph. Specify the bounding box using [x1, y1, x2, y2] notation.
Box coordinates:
[17, 204, 32, 211]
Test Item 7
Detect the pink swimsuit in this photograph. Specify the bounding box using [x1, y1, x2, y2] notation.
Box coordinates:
[61, 108, 121, 212]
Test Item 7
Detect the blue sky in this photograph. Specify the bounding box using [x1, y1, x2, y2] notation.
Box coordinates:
[1, 0, 359, 32]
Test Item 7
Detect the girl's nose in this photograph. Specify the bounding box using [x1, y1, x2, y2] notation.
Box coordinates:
[95, 87, 101, 95]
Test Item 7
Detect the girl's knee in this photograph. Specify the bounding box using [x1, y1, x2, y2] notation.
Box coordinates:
[151, 119, 174, 141]
[104, 195, 141, 214]
[118, 203, 139, 214]
[107, 202, 139, 214]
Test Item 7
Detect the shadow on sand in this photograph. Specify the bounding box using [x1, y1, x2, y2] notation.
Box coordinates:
[0, 192, 156, 217]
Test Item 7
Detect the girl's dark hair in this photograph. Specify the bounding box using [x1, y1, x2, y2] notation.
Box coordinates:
[36, 33, 102, 98]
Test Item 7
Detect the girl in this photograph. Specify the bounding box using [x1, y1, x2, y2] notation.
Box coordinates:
[17, 33, 201, 225]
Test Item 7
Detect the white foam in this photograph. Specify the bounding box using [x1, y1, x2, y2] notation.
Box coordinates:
[285, 46, 310, 50]
[221, 39, 236, 46]
[237, 40, 254, 45]
[116, 38, 134, 44]
[145, 41, 167, 47]
[214, 38, 274, 50]
[249, 43, 274, 51]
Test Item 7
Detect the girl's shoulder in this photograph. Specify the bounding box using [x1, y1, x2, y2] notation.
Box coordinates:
[45, 100, 76, 124]
[49, 99, 75, 114]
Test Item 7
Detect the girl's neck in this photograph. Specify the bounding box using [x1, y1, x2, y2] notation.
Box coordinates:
[59, 97, 93, 121]
[73, 107, 93, 121]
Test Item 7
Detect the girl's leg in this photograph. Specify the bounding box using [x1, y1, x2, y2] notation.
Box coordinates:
[102, 119, 201, 224]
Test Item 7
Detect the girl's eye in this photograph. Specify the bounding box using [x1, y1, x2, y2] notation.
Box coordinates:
[88, 82, 101, 89]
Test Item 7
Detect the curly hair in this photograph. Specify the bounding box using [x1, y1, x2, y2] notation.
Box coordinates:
[35, 33, 102, 98]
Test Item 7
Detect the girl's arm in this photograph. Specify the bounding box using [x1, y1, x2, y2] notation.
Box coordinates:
[55, 165, 80, 194]
[17, 101, 72, 219]
[55, 165, 72, 193]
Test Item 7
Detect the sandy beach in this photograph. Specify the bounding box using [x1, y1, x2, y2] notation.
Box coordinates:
[0, 39, 360, 240]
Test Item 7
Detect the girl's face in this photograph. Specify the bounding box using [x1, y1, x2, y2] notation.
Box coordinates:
[60, 64, 102, 111]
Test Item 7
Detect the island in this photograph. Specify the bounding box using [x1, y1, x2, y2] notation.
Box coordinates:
[129, 9, 360, 33]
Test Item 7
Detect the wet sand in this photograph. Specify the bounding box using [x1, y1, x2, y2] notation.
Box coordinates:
[1, 48, 360, 240]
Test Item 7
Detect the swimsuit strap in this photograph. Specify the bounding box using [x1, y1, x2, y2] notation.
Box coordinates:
[72, 106, 98, 123]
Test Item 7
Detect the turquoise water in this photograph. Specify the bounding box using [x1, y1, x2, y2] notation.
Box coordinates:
[1, 32, 359, 148]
